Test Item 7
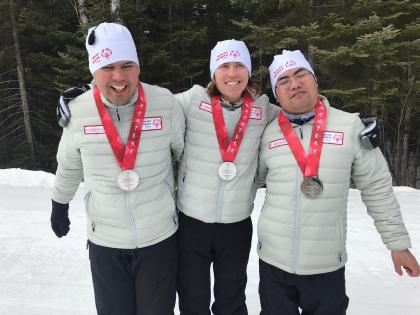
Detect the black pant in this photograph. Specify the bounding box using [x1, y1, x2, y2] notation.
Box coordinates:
[177, 212, 252, 315]
[88, 233, 177, 315]
[259, 259, 349, 315]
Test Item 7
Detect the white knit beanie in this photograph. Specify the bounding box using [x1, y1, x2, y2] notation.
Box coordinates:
[209, 39, 252, 78]
[86, 22, 139, 74]
[269, 50, 315, 98]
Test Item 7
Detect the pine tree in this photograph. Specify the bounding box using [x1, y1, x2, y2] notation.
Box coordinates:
[0, 0, 418, 186]
[233, 0, 420, 186]
[0, 0, 82, 171]
[312, 0, 420, 185]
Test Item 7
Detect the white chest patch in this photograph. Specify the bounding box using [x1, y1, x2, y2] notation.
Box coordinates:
[84, 125, 105, 134]
[323, 131, 344, 145]
[269, 138, 288, 149]
[268, 131, 344, 149]
[83, 116, 163, 135]
[142, 117, 163, 131]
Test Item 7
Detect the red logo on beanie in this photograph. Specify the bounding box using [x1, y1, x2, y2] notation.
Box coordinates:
[91, 53, 101, 64]
[285, 60, 296, 68]
[273, 65, 284, 78]
[230, 50, 240, 58]
[216, 51, 229, 62]
[101, 48, 112, 59]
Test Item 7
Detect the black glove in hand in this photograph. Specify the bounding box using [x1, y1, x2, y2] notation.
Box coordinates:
[51, 200, 70, 238]
[359, 115, 380, 150]
[57, 84, 91, 127]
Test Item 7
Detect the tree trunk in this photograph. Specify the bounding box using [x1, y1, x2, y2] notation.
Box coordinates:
[110, 0, 122, 22]
[67, 0, 88, 25]
[259, 48, 262, 86]
[408, 146, 418, 187]
[398, 101, 411, 185]
[168, 1, 173, 33]
[394, 64, 416, 186]
[77, 0, 88, 25]
[412, 142, 419, 188]
[10, 0, 36, 164]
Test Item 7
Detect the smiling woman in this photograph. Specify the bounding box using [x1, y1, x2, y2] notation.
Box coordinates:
[212, 62, 249, 103]
[206, 39, 261, 102]
[175, 39, 280, 315]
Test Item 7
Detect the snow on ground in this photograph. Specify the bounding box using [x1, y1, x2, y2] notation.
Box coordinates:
[0, 169, 419, 314]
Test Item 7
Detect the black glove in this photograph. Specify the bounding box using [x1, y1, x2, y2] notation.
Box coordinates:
[359, 115, 380, 150]
[51, 200, 70, 238]
[57, 84, 91, 127]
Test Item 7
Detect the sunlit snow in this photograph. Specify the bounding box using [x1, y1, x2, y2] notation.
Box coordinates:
[0, 169, 419, 314]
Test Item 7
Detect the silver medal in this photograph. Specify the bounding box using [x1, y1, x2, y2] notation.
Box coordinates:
[117, 169, 139, 191]
[218, 162, 237, 181]
[301, 176, 323, 199]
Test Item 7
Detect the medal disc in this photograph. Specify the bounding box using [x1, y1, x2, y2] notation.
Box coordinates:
[301, 176, 323, 199]
[218, 162, 237, 181]
[117, 169, 139, 191]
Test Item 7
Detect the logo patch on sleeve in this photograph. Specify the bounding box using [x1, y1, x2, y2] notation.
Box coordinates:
[84, 125, 105, 134]
[323, 131, 344, 145]
[269, 138, 288, 149]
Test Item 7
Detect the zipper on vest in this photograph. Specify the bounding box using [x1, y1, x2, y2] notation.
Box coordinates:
[291, 125, 305, 272]
[216, 110, 236, 222]
[116, 108, 121, 121]
[293, 163, 303, 273]
[292, 123, 310, 272]
[293, 125, 303, 139]
[126, 191, 138, 247]
[338, 215, 344, 262]
[217, 180, 226, 222]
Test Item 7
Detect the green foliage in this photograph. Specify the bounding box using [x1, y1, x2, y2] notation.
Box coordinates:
[233, 0, 420, 185]
[0, 0, 419, 186]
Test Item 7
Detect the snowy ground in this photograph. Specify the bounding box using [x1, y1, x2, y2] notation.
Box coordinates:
[0, 168, 419, 315]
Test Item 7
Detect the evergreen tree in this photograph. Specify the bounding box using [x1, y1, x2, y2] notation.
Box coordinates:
[233, 0, 420, 186]
[0, 0, 418, 186]
[0, 0, 80, 171]
[312, 0, 420, 186]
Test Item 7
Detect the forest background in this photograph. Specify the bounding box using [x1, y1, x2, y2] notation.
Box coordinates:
[1, 0, 419, 187]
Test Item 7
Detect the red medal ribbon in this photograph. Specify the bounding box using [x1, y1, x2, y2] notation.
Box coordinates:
[93, 83, 146, 170]
[211, 90, 253, 162]
[277, 99, 327, 177]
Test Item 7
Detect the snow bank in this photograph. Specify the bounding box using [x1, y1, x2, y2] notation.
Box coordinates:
[0, 168, 55, 189]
